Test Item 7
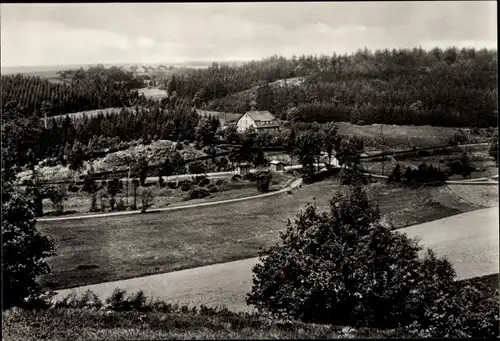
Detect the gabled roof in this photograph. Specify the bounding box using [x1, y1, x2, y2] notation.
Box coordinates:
[269, 160, 284, 165]
[245, 110, 276, 122]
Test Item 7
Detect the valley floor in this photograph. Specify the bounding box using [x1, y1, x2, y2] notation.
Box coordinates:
[38, 178, 496, 290]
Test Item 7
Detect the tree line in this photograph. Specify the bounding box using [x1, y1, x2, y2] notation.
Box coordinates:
[1, 65, 145, 118]
[205, 48, 497, 127]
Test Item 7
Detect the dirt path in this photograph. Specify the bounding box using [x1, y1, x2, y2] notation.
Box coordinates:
[54, 207, 499, 312]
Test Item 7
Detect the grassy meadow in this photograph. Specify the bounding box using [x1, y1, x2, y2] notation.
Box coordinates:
[37, 177, 487, 290]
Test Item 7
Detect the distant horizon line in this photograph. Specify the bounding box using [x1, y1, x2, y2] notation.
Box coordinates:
[0, 60, 252, 69]
[2, 45, 497, 70]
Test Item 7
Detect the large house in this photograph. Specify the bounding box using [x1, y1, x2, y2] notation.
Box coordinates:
[236, 110, 280, 133]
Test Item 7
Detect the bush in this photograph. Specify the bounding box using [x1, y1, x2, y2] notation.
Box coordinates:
[416, 150, 430, 157]
[96, 188, 109, 212]
[167, 181, 178, 189]
[189, 187, 211, 199]
[68, 184, 80, 192]
[231, 174, 242, 182]
[180, 180, 192, 192]
[448, 129, 469, 146]
[390, 164, 402, 183]
[403, 163, 447, 187]
[215, 178, 226, 186]
[246, 183, 498, 337]
[139, 187, 153, 213]
[2, 188, 56, 309]
[116, 198, 127, 211]
[158, 188, 173, 197]
[176, 142, 184, 150]
[340, 167, 367, 186]
[47, 185, 68, 214]
[207, 184, 219, 193]
[255, 170, 273, 193]
[193, 175, 210, 187]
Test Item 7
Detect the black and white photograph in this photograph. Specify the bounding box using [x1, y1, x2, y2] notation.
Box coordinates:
[1, 1, 498, 339]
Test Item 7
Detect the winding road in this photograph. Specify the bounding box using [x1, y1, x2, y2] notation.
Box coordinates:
[54, 207, 499, 313]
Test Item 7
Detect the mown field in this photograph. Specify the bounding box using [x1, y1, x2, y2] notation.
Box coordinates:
[37, 178, 488, 290]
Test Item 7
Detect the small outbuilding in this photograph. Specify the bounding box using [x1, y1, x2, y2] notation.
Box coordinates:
[234, 163, 251, 176]
[269, 160, 285, 172]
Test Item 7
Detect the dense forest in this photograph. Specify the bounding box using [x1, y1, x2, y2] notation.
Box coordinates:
[2, 47, 497, 128]
[199, 47, 498, 127]
[1, 65, 144, 117]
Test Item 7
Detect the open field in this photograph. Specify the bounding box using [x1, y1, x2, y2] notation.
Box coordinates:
[361, 144, 498, 179]
[38, 178, 488, 290]
[336, 122, 495, 149]
[137, 87, 168, 99]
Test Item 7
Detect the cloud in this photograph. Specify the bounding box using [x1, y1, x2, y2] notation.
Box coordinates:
[137, 37, 155, 48]
[0, 2, 496, 66]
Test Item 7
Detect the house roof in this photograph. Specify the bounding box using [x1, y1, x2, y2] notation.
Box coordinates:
[245, 110, 276, 122]
[269, 160, 284, 165]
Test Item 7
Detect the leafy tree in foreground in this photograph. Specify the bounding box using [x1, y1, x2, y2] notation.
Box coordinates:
[246, 183, 498, 337]
[2, 184, 56, 309]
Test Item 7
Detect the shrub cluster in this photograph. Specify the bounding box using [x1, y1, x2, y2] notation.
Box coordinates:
[390, 163, 448, 186]
[254, 170, 273, 193]
[189, 187, 211, 199]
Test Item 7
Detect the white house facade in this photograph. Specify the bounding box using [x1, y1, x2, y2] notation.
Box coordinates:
[236, 110, 280, 133]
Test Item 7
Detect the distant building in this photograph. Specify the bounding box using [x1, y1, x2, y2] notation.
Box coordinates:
[236, 110, 280, 133]
[320, 151, 341, 168]
[234, 163, 251, 176]
[195, 110, 242, 129]
[269, 160, 285, 172]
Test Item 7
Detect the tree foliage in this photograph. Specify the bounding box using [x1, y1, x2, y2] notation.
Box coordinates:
[255, 170, 273, 193]
[246, 183, 498, 337]
[2, 185, 56, 309]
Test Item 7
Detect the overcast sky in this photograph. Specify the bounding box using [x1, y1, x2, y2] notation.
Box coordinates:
[1, 2, 497, 67]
